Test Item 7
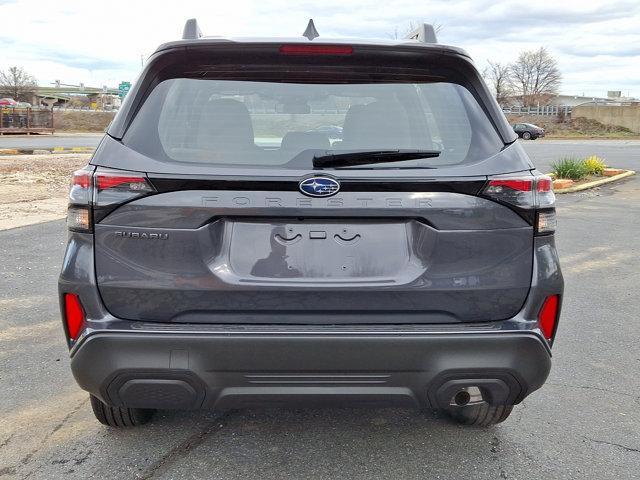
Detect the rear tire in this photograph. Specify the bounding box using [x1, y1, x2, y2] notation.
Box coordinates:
[522, 131, 532, 140]
[90, 394, 155, 427]
[443, 404, 513, 427]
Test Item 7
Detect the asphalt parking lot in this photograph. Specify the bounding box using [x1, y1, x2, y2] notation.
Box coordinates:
[0, 150, 639, 479]
[523, 139, 640, 174]
[0, 134, 104, 150]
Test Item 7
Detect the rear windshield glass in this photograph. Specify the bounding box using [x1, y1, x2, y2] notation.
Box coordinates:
[123, 78, 503, 169]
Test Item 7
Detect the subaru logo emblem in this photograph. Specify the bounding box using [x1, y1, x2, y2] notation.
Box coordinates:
[299, 177, 340, 197]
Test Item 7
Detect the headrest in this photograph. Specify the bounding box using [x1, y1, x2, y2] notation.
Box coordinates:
[281, 131, 331, 152]
[198, 98, 255, 149]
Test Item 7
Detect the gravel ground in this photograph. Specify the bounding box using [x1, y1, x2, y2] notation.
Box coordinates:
[0, 154, 89, 230]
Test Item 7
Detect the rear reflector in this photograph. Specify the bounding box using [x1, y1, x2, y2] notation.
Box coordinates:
[538, 295, 559, 341]
[64, 293, 85, 341]
[279, 44, 353, 55]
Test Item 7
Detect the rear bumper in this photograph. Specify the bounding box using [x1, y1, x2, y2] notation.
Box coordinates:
[71, 329, 551, 411]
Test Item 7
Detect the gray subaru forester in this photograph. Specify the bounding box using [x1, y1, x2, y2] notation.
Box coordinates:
[59, 20, 563, 428]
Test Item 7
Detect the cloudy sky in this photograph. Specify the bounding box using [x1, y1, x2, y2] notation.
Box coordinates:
[0, 0, 637, 97]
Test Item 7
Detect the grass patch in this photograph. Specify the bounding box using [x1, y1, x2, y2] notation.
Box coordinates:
[551, 157, 589, 180]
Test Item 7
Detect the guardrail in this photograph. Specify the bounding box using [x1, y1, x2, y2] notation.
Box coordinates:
[502, 105, 572, 116]
[0, 107, 54, 134]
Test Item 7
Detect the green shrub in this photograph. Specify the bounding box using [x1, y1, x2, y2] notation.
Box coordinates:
[582, 155, 606, 175]
[551, 157, 589, 180]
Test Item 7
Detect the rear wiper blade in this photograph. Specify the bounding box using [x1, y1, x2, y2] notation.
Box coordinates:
[312, 149, 441, 168]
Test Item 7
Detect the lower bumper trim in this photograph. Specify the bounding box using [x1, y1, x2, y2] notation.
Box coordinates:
[70, 331, 551, 410]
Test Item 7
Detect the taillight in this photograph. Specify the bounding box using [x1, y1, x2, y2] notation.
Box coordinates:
[94, 170, 154, 202]
[535, 176, 555, 208]
[483, 175, 556, 234]
[72, 170, 92, 189]
[96, 173, 150, 191]
[67, 167, 155, 231]
[538, 295, 560, 342]
[486, 178, 533, 193]
[536, 210, 557, 234]
[68, 168, 94, 232]
[67, 206, 91, 232]
[279, 44, 353, 55]
[64, 293, 85, 341]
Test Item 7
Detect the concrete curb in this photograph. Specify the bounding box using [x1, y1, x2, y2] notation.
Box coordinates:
[554, 170, 636, 194]
[0, 147, 95, 155]
[52, 147, 95, 153]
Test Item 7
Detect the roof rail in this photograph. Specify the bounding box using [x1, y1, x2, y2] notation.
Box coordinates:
[405, 24, 438, 43]
[182, 18, 203, 40]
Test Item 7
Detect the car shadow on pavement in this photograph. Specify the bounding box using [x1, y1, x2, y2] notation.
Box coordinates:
[125, 406, 513, 479]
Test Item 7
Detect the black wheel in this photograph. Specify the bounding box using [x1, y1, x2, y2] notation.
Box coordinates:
[522, 131, 532, 140]
[90, 394, 155, 427]
[443, 404, 513, 427]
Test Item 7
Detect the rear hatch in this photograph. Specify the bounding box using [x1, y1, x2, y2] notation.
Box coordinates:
[88, 41, 546, 325]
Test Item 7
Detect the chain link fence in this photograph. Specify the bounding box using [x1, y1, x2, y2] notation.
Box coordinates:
[0, 107, 54, 134]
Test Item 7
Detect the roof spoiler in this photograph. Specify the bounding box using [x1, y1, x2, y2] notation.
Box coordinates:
[405, 24, 438, 43]
[182, 18, 203, 40]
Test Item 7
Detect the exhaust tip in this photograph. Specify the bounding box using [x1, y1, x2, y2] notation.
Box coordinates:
[453, 390, 471, 406]
[435, 378, 512, 410]
[448, 386, 484, 407]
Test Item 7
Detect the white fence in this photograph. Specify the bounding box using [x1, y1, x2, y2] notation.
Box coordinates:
[502, 105, 572, 116]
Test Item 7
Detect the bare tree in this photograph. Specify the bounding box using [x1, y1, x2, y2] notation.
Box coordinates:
[387, 26, 401, 40]
[483, 61, 513, 106]
[509, 47, 561, 107]
[0, 66, 38, 102]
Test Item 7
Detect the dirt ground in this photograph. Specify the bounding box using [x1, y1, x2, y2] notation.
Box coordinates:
[0, 153, 91, 230]
[53, 110, 115, 132]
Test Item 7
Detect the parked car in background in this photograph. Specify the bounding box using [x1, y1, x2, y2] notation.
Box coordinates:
[0, 99, 29, 128]
[312, 125, 343, 139]
[0, 98, 17, 107]
[512, 123, 545, 140]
